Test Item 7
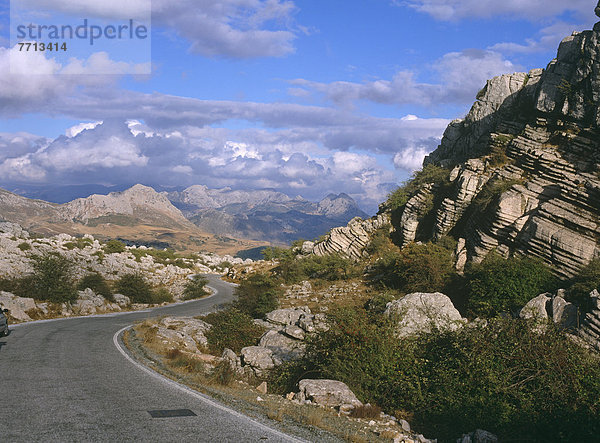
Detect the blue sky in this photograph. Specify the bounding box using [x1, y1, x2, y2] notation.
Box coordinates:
[0, 0, 597, 213]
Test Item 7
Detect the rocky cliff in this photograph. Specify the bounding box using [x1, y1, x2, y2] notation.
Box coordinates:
[305, 15, 600, 276]
[389, 19, 600, 278]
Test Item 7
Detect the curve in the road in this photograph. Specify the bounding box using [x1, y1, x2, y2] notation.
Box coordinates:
[0, 275, 302, 442]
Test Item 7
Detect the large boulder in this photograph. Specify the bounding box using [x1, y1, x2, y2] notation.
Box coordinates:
[552, 296, 578, 329]
[258, 330, 305, 363]
[296, 379, 362, 408]
[519, 294, 551, 321]
[155, 326, 199, 353]
[457, 429, 498, 443]
[265, 307, 311, 326]
[240, 346, 275, 375]
[113, 293, 131, 308]
[71, 288, 105, 315]
[0, 291, 36, 321]
[384, 292, 465, 337]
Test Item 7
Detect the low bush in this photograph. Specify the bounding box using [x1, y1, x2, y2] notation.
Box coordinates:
[183, 275, 209, 301]
[568, 259, 600, 311]
[272, 308, 600, 441]
[77, 273, 113, 301]
[233, 274, 280, 318]
[274, 253, 359, 285]
[104, 239, 126, 254]
[17, 242, 31, 251]
[151, 287, 174, 304]
[115, 273, 154, 304]
[369, 239, 457, 295]
[465, 252, 556, 317]
[203, 309, 265, 354]
[385, 165, 451, 212]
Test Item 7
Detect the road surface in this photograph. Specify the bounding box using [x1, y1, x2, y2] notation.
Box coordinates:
[0, 275, 301, 442]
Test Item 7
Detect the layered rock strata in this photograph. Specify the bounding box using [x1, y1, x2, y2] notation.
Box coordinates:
[396, 21, 600, 278]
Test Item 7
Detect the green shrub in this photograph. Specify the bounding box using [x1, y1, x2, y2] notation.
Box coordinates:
[115, 273, 154, 304]
[370, 239, 456, 295]
[385, 165, 451, 212]
[274, 253, 359, 285]
[471, 178, 523, 214]
[151, 287, 174, 304]
[465, 253, 556, 317]
[17, 242, 31, 251]
[77, 273, 113, 301]
[203, 309, 265, 354]
[104, 239, 126, 254]
[29, 253, 77, 303]
[183, 275, 210, 301]
[233, 274, 280, 318]
[272, 309, 600, 442]
[568, 259, 600, 310]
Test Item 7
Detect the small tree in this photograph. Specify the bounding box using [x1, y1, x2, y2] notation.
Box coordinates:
[204, 309, 265, 354]
[115, 273, 154, 304]
[233, 273, 280, 318]
[30, 253, 77, 303]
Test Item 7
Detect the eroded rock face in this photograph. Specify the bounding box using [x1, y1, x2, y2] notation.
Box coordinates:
[384, 292, 465, 337]
[398, 24, 600, 278]
[296, 379, 362, 408]
[308, 213, 390, 260]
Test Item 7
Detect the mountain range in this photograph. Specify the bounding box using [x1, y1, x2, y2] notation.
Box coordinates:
[0, 184, 367, 250]
[166, 186, 367, 244]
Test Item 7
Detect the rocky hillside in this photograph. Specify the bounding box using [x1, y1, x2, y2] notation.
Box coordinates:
[0, 185, 263, 254]
[64, 184, 193, 229]
[301, 19, 600, 279]
[376, 22, 600, 278]
[167, 186, 368, 244]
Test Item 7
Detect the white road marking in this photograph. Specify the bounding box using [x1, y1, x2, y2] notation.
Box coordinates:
[112, 325, 306, 443]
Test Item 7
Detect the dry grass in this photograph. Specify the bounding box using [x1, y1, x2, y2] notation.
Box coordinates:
[350, 404, 382, 419]
[301, 407, 326, 428]
[379, 430, 400, 440]
[266, 407, 285, 422]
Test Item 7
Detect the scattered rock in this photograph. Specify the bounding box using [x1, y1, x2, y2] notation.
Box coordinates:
[384, 292, 465, 337]
[240, 346, 275, 374]
[296, 379, 362, 408]
[258, 330, 305, 363]
[256, 381, 268, 394]
[457, 429, 498, 443]
[519, 294, 550, 321]
[0, 291, 36, 321]
[265, 307, 311, 326]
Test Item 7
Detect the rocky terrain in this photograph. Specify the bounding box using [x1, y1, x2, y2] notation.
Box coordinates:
[301, 20, 600, 280]
[0, 185, 264, 254]
[404, 25, 600, 278]
[167, 185, 368, 245]
[0, 222, 252, 323]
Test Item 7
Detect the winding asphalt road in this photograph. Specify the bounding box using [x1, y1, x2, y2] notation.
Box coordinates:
[0, 275, 301, 442]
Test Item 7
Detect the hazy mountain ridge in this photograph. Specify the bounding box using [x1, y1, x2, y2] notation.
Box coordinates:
[167, 186, 368, 244]
[0, 183, 368, 248]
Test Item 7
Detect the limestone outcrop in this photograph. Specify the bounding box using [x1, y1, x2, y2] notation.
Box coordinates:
[305, 213, 390, 260]
[393, 23, 600, 278]
[384, 292, 465, 337]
